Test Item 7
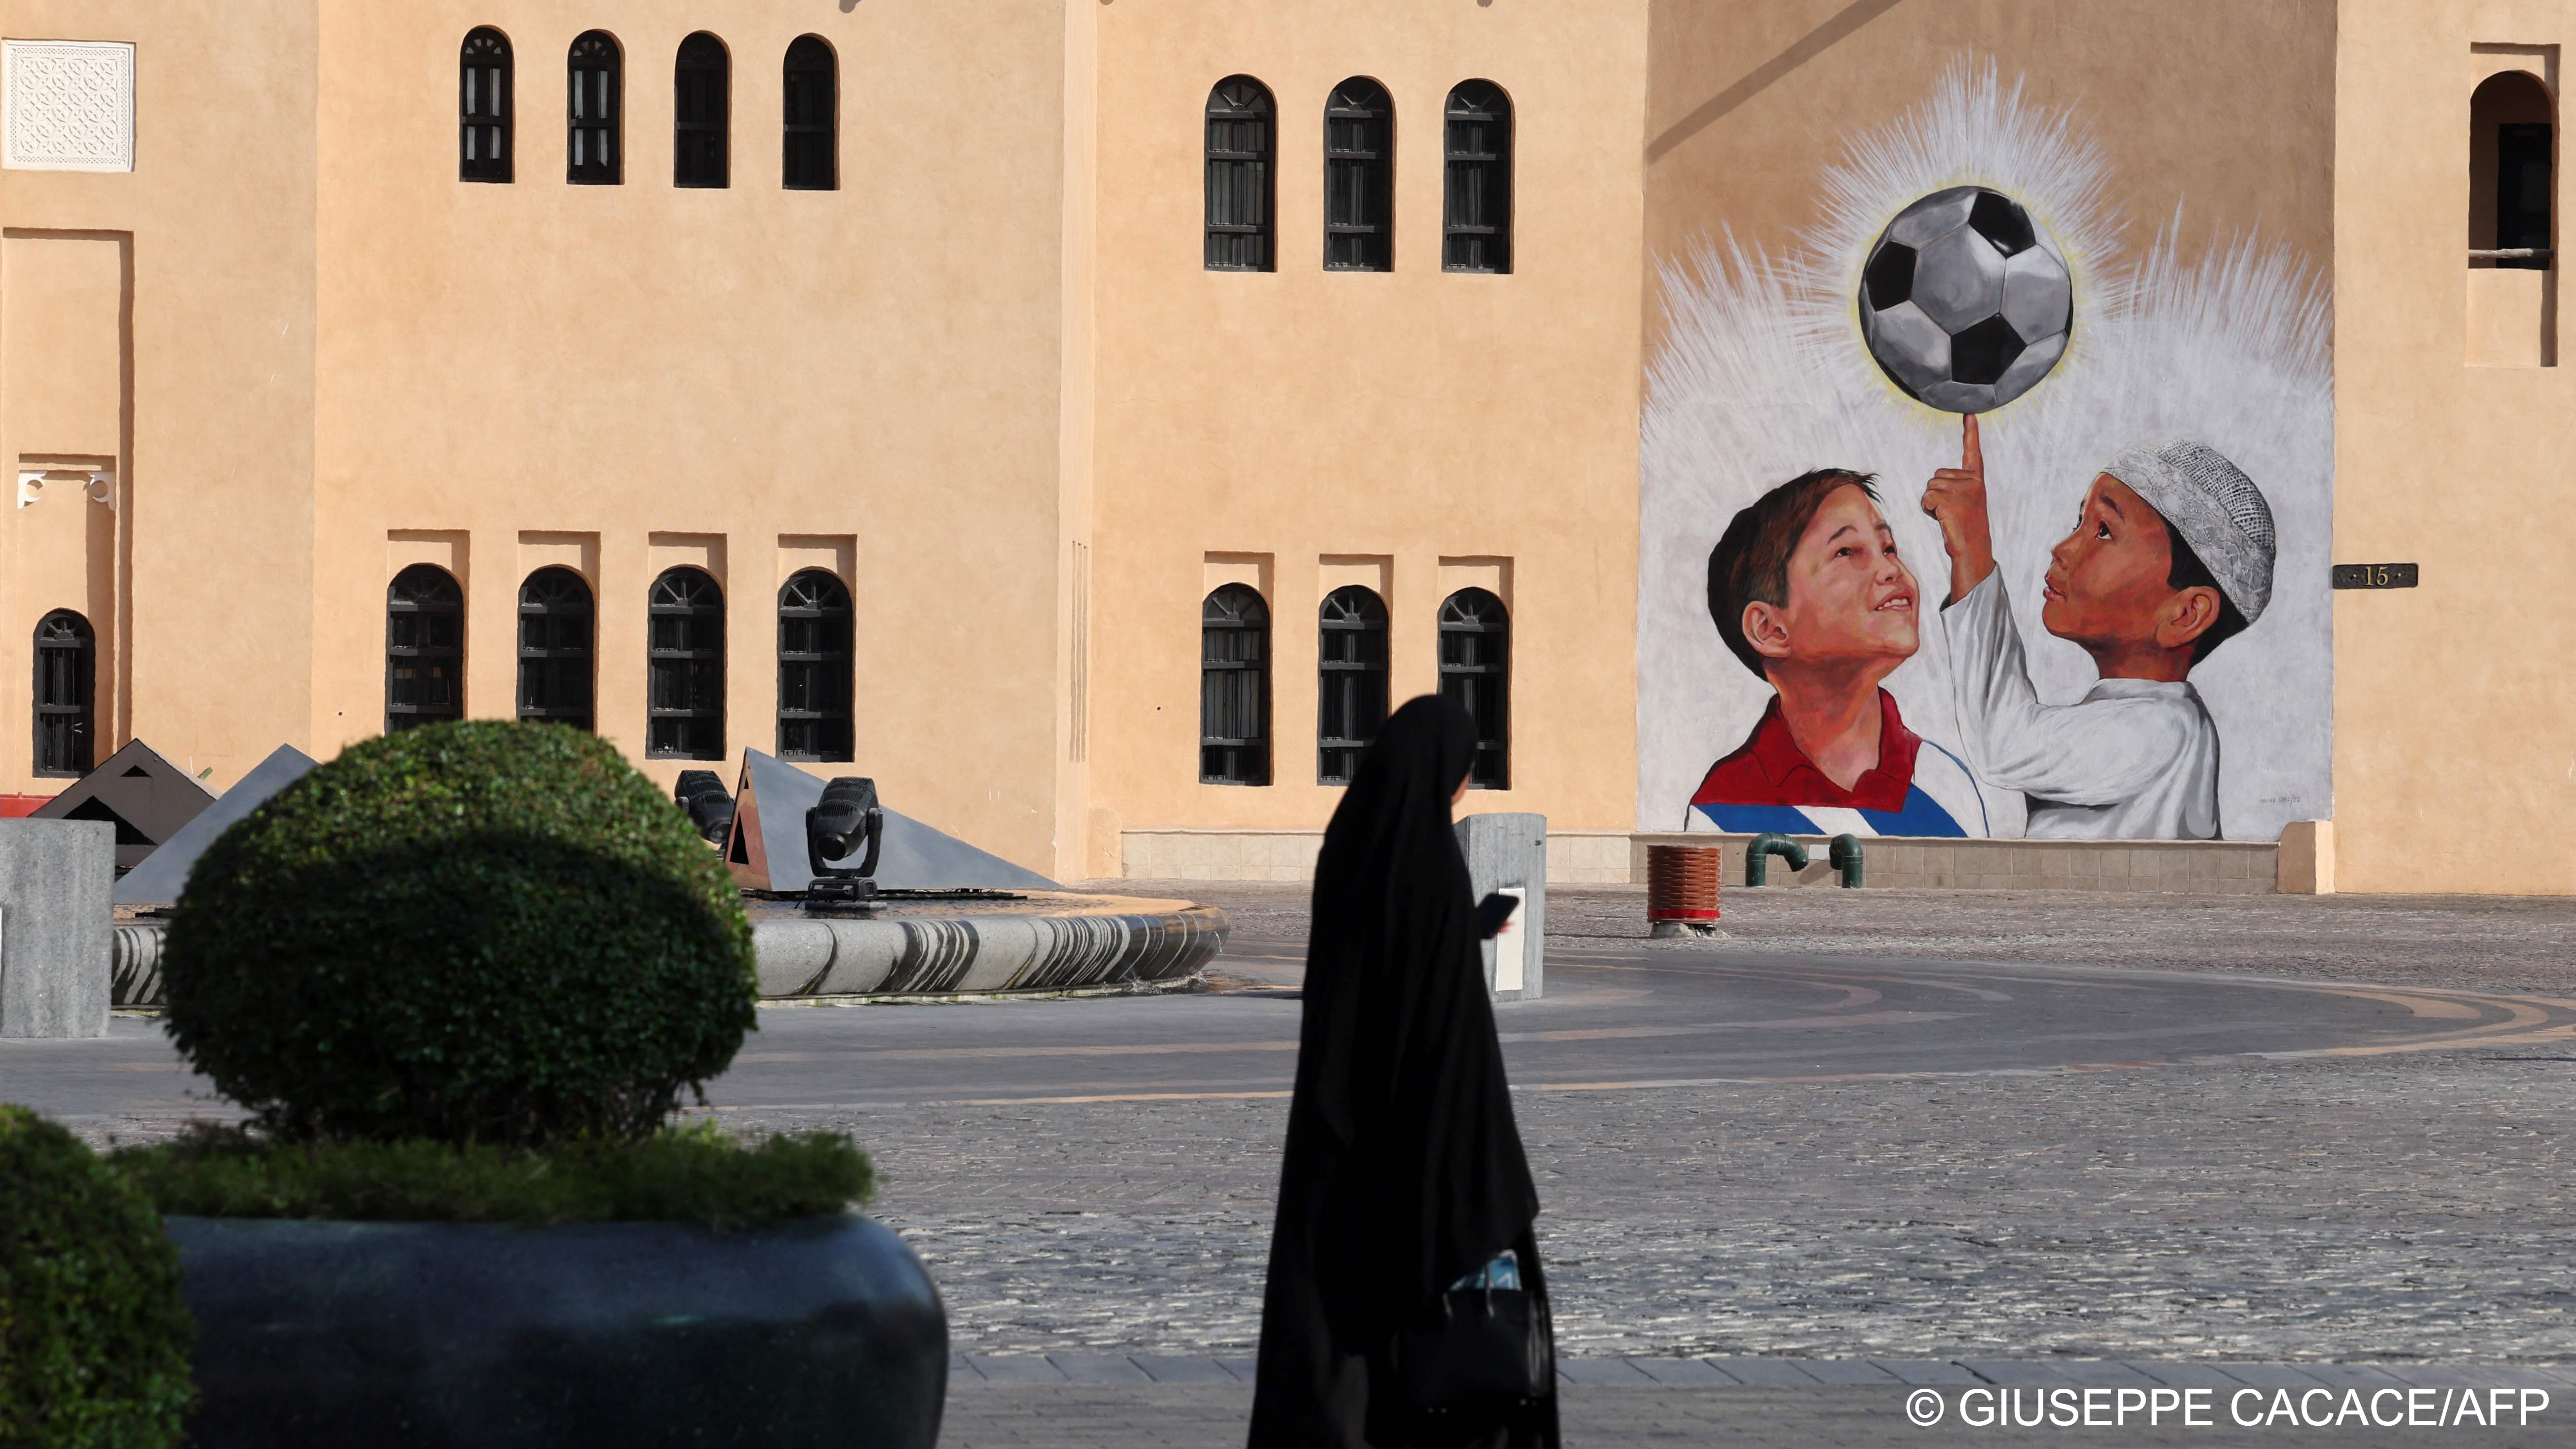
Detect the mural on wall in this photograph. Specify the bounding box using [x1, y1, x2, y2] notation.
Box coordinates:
[1639, 60, 2332, 842]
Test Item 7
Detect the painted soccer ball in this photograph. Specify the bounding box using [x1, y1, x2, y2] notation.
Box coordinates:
[1858, 186, 2071, 413]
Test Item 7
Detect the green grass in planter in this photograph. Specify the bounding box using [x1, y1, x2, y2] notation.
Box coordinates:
[112, 1122, 872, 1229]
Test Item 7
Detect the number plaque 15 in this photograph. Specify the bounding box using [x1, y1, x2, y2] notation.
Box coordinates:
[2331, 563, 2418, 590]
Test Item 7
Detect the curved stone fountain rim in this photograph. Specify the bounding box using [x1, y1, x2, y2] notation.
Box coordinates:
[110, 892, 1228, 1006]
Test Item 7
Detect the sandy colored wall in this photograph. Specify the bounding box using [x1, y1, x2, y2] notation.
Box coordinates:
[311, 0, 1074, 873]
[1056, 0, 1099, 881]
[0, 1, 319, 794]
[2, 234, 123, 774]
[2334, 1, 2576, 894]
[1643, 0, 2337, 281]
[1084, 0, 1650, 861]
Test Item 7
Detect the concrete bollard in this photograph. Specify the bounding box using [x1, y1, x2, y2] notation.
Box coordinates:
[1454, 812, 1544, 1003]
[0, 819, 114, 1038]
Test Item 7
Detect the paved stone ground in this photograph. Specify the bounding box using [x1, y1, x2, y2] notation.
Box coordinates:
[708, 884, 2576, 1372]
[905, 885, 2576, 1443]
[949, 1354, 2576, 1390]
[746, 1050, 2575, 1366]
[31, 883, 2574, 1446]
[1120, 880, 2576, 995]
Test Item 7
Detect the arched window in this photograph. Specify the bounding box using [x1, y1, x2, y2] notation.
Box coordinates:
[1316, 587, 1387, 784]
[777, 569, 853, 761]
[1325, 78, 1393, 272]
[517, 567, 594, 731]
[674, 33, 730, 189]
[647, 567, 725, 759]
[1205, 78, 1274, 272]
[1438, 588, 1509, 788]
[32, 610, 94, 777]
[460, 28, 513, 183]
[1200, 585, 1270, 784]
[567, 31, 622, 185]
[782, 35, 837, 191]
[386, 565, 465, 733]
[2472, 71, 2555, 271]
[1443, 81, 1512, 274]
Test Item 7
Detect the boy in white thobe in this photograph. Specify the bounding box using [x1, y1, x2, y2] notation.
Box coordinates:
[1921, 418, 2275, 841]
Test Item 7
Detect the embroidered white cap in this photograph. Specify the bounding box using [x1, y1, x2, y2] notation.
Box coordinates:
[2103, 439, 2276, 623]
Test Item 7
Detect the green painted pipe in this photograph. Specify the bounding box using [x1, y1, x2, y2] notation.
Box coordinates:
[1744, 832, 1809, 886]
[1829, 833, 1864, 889]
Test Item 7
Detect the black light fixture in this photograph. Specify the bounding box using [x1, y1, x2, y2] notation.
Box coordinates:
[804, 776, 883, 912]
[673, 770, 735, 846]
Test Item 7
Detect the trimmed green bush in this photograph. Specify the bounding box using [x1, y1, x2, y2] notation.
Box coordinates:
[113, 1123, 871, 1230]
[0, 1106, 195, 1449]
[162, 720, 757, 1146]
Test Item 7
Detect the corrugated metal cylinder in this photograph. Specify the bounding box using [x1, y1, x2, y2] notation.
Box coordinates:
[1646, 844, 1722, 922]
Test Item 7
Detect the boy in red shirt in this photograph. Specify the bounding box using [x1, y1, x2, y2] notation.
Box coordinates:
[1686, 468, 1985, 837]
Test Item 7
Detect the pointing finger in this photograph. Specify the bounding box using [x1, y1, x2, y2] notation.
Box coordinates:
[1962, 412, 1983, 476]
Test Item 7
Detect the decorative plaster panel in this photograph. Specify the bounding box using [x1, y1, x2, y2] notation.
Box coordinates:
[3, 40, 135, 173]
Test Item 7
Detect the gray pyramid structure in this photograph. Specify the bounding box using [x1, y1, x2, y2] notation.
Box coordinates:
[31, 739, 216, 871]
[114, 745, 319, 906]
[724, 749, 1058, 893]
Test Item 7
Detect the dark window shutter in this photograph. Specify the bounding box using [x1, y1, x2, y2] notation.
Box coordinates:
[1443, 82, 1512, 274]
[460, 28, 513, 183]
[1199, 585, 1271, 784]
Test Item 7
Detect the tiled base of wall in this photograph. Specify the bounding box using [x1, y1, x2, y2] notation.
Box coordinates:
[1117, 828, 1636, 886]
[1119, 828, 2285, 894]
[1626, 834, 2282, 895]
[1117, 830, 1323, 884]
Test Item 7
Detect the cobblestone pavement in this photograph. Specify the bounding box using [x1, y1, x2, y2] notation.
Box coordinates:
[724, 885, 2576, 1371]
[735, 1046, 2576, 1367]
[1115, 880, 2576, 995]
[20, 882, 2575, 1447]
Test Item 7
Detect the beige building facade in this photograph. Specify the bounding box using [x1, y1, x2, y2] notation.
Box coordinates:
[0, 0, 2566, 896]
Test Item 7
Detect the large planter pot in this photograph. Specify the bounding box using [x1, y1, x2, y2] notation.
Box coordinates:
[168, 1211, 945, 1449]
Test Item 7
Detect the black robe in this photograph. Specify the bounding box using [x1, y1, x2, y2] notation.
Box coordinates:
[1248, 696, 1559, 1449]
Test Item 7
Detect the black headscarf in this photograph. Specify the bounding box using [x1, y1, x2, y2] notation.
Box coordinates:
[1249, 695, 1548, 1448]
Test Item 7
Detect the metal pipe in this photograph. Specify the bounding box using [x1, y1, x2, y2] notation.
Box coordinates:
[2468, 247, 2554, 260]
[1828, 833, 1864, 889]
[1744, 832, 1809, 886]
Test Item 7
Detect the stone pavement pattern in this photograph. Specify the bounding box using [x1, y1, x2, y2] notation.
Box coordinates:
[763, 1048, 2575, 1364]
[903, 885, 2576, 1446]
[710, 885, 2576, 1369]
[20, 884, 2576, 1446]
[1140, 880, 2576, 995]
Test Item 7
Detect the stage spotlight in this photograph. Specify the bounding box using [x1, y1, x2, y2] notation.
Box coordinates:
[673, 770, 735, 846]
[805, 776, 884, 912]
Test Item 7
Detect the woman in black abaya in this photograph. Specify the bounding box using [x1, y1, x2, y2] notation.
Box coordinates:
[1247, 695, 1558, 1449]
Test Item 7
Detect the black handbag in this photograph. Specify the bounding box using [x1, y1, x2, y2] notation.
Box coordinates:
[1391, 1282, 1555, 1409]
